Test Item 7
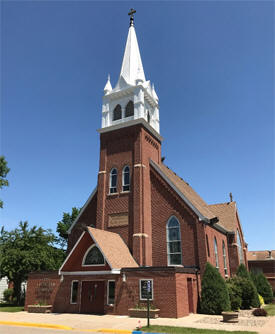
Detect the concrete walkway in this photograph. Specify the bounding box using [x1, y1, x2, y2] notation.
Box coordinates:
[0, 311, 274, 333]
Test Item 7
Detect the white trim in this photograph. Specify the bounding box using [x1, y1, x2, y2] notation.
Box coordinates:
[59, 231, 86, 274]
[97, 118, 163, 143]
[68, 187, 97, 234]
[70, 280, 79, 304]
[60, 270, 120, 276]
[150, 160, 208, 221]
[139, 279, 153, 301]
[82, 244, 105, 267]
[107, 280, 116, 306]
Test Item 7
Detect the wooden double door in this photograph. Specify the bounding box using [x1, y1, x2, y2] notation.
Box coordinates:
[80, 281, 105, 314]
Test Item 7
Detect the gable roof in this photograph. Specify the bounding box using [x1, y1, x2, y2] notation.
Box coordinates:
[67, 187, 97, 234]
[247, 250, 275, 261]
[208, 202, 237, 232]
[150, 160, 216, 220]
[87, 227, 138, 269]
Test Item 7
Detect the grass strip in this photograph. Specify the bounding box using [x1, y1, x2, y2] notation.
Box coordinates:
[264, 303, 275, 316]
[0, 305, 24, 312]
[140, 325, 257, 334]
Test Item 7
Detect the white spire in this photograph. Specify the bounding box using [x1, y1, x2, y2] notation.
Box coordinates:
[104, 74, 112, 95]
[117, 25, 146, 86]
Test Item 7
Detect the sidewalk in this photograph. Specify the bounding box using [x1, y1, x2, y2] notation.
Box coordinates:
[0, 311, 274, 333]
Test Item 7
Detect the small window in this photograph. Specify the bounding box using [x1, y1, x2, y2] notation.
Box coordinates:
[139, 279, 153, 300]
[83, 245, 105, 265]
[122, 166, 130, 191]
[147, 111, 150, 123]
[167, 216, 182, 265]
[109, 168, 117, 194]
[206, 234, 210, 257]
[222, 241, 228, 276]
[237, 230, 244, 264]
[113, 105, 122, 121]
[125, 101, 134, 117]
[214, 237, 219, 268]
[107, 280, 116, 305]
[70, 281, 78, 304]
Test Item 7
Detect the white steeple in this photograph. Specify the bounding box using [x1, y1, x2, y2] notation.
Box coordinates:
[100, 10, 160, 136]
[116, 24, 145, 87]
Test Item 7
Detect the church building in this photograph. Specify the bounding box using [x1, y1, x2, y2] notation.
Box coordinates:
[25, 12, 248, 318]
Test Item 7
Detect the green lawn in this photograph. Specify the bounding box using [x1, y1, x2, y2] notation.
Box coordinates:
[0, 304, 24, 312]
[140, 325, 257, 334]
[264, 303, 275, 316]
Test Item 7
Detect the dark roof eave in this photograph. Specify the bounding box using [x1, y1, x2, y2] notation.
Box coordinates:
[121, 266, 199, 274]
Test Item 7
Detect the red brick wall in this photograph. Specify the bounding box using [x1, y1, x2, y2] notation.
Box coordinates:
[26, 270, 197, 317]
[25, 271, 61, 310]
[68, 194, 97, 253]
[150, 170, 198, 267]
[205, 225, 230, 278]
[96, 124, 161, 266]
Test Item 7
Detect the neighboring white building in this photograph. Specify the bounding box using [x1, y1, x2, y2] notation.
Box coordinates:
[0, 277, 9, 302]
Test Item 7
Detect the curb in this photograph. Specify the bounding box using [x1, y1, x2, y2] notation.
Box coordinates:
[0, 320, 72, 330]
[0, 321, 162, 334]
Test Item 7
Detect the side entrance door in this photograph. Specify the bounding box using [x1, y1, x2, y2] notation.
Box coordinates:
[187, 278, 194, 313]
[80, 281, 105, 314]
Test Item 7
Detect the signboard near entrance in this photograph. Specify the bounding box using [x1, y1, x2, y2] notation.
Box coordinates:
[140, 279, 153, 300]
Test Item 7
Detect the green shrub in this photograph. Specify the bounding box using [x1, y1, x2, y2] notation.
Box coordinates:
[251, 272, 273, 304]
[200, 262, 231, 315]
[236, 264, 259, 308]
[237, 264, 251, 280]
[3, 288, 14, 304]
[233, 276, 260, 309]
[226, 278, 242, 311]
[258, 294, 264, 306]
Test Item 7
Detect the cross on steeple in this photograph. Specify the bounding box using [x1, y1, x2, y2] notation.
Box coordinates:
[128, 8, 136, 26]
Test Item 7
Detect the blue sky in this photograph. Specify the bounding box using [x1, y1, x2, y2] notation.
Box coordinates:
[1, 1, 274, 251]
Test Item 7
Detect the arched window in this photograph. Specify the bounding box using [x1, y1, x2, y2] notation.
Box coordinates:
[83, 245, 104, 265]
[206, 234, 210, 257]
[113, 105, 122, 121]
[109, 168, 117, 194]
[214, 237, 219, 268]
[122, 166, 130, 191]
[237, 230, 244, 264]
[147, 111, 150, 124]
[166, 216, 182, 265]
[222, 241, 228, 276]
[125, 101, 134, 117]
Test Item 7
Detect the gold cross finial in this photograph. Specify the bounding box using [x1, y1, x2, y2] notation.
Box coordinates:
[128, 8, 136, 26]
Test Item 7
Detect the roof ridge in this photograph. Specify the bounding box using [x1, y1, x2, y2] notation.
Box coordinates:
[208, 201, 236, 207]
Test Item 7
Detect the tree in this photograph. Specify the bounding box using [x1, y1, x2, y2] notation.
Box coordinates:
[0, 156, 10, 208]
[251, 271, 273, 304]
[0, 221, 65, 305]
[226, 278, 242, 311]
[200, 262, 231, 314]
[56, 207, 81, 249]
[236, 263, 251, 280]
[236, 264, 259, 308]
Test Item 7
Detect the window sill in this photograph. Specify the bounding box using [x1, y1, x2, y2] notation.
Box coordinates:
[108, 192, 119, 196]
[121, 190, 130, 194]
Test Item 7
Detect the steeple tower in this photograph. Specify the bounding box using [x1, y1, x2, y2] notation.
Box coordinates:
[100, 10, 160, 135]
